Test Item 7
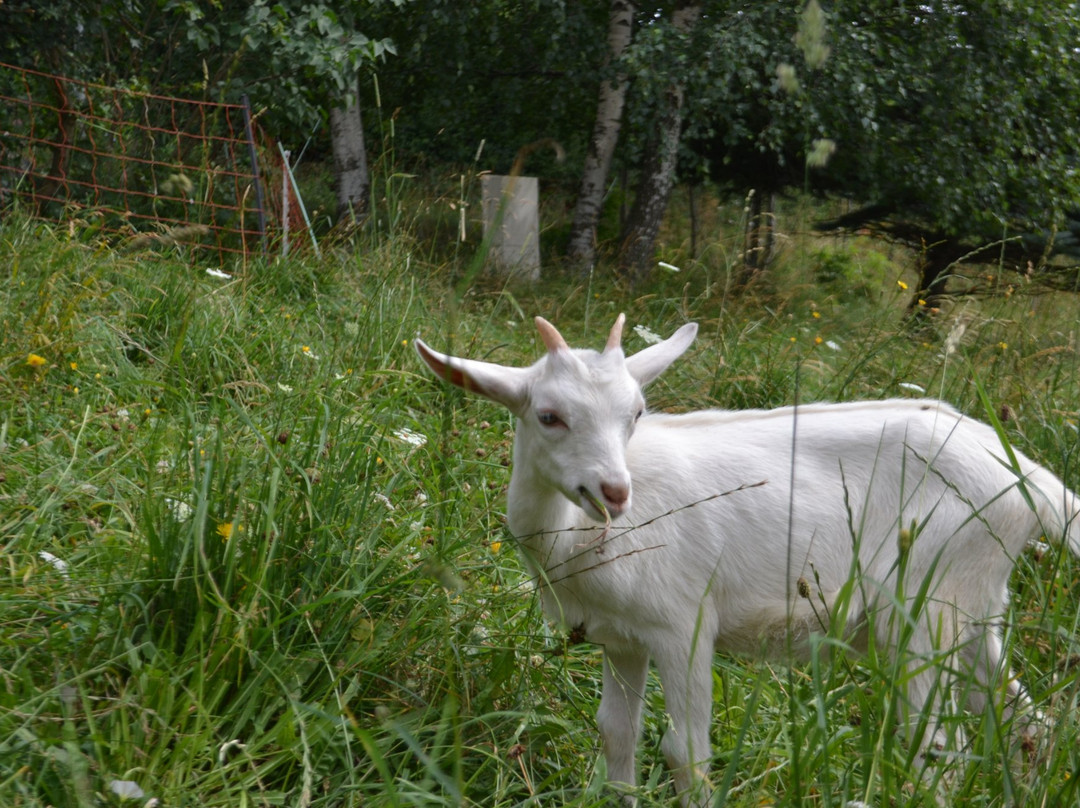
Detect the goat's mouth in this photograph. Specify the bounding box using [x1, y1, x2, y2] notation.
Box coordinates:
[578, 486, 619, 522]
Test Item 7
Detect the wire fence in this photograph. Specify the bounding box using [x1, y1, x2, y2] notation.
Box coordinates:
[0, 61, 306, 264]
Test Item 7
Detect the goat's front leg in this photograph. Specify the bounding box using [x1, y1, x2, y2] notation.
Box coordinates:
[597, 644, 649, 802]
[654, 639, 714, 807]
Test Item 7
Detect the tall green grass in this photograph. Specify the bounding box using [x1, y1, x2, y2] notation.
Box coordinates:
[1, 205, 1079, 807]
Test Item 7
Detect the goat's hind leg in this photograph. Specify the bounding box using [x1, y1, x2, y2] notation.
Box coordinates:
[958, 623, 1041, 744]
[878, 602, 967, 768]
[597, 644, 649, 803]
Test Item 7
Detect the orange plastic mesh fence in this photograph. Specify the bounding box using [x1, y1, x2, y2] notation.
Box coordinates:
[0, 61, 299, 263]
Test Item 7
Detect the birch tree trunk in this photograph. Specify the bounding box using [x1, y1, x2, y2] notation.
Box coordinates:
[566, 0, 636, 270]
[737, 188, 776, 287]
[330, 80, 370, 223]
[619, 1, 701, 284]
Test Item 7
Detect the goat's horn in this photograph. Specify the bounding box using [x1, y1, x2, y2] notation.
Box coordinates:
[535, 316, 569, 353]
[605, 313, 626, 353]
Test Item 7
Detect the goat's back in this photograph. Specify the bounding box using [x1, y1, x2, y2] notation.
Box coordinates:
[576, 398, 1080, 654]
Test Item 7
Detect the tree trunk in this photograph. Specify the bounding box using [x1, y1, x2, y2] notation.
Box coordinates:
[737, 188, 776, 287]
[330, 81, 370, 223]
[618, 2, 701, 284]
[908, 241, 955, 317]
[566, 0, 636, 270]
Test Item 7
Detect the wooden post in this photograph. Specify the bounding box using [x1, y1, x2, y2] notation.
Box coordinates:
[240, 94, 267, 257]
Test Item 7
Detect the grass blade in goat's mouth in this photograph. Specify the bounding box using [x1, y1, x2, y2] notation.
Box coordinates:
[578, 487, 612, 552]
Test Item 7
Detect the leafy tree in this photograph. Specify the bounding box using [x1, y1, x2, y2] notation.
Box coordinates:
[371, 0, 610, 173]
[665, 1, 1080, 297]
[811, 0, 1080, 304]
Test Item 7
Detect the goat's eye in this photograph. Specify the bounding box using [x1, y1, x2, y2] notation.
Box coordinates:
[537, 411, 565, 428]
[635, 408, 644, 422]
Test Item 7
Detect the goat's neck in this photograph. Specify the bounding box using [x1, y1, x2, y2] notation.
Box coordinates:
[505, 436, 579, 556]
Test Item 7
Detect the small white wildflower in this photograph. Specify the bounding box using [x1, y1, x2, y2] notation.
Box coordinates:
[205, 268, 231, 280]
[468, 625, 489, 653]
[116, 408, 130, 420]
[155, 459, 171, 474]
[825, 340, 841, 352]
[393, 427, 428, 447]
[165, 498, 193, 521]
[299, 346, 319, 360]
[108, 780, 145, 800]
[633, 324, 663, 345]
[1027, 538, 1052, 556]
[218, 739, 246, 765]
[277, 382, 294, 393]
[898, 382, 926, 393]
[343, 321, 360, 337]
[39, 551, 70, 577]
[409, 521, 425, 532]
[374, 492, 395, 511]
[657, 261, 681, 273]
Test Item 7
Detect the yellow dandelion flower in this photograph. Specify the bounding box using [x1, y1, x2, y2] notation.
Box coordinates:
[72, 386, 80, 394]
[217, 522, 234, 540]
[302, 345, 311, 353]
[26, 353, 46, 368]
[143, 408, 152, 416]
[789, 336, 797, 343]
[490, 541, 503, 554]
[811, 311, 821, 319]
[69, 361, 78, 370]
[918, 299, 927, 306]
[814, 336, 823, 345]
[897, 279, 909, 290]
[998, 341, 1008, 351]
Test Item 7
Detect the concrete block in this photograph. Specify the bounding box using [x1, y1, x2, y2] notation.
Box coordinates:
[481, 174, 540, 280]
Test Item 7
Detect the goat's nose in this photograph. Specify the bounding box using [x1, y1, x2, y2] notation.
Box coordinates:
[601, 481, 630, 510]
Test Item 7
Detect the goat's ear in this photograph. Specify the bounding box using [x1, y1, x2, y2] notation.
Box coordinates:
[624, 322, 698, 386]
[415, 338, 529, 412]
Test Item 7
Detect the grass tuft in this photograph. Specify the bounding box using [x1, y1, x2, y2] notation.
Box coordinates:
[2, 203, 1079, 806]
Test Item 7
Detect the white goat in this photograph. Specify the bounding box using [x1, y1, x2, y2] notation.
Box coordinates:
[415, 314, 1080, 805]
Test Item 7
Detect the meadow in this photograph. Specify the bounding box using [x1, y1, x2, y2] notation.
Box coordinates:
[2, 195, 1080, 807]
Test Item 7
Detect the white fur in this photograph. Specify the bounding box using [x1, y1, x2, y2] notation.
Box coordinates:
[415, 314, 1080, 806]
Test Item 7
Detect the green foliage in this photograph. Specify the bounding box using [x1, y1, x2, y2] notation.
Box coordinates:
[370, 0, 610, 172]
[3, 206, 1080, 806]
[815, 0, 1080, 239]
[0, 0, 396, 142]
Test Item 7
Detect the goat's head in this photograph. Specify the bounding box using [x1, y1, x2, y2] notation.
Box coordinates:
[415, 315, 698, 521]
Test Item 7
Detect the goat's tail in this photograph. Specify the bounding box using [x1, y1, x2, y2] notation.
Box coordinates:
[1027, 465, 1080, 556]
